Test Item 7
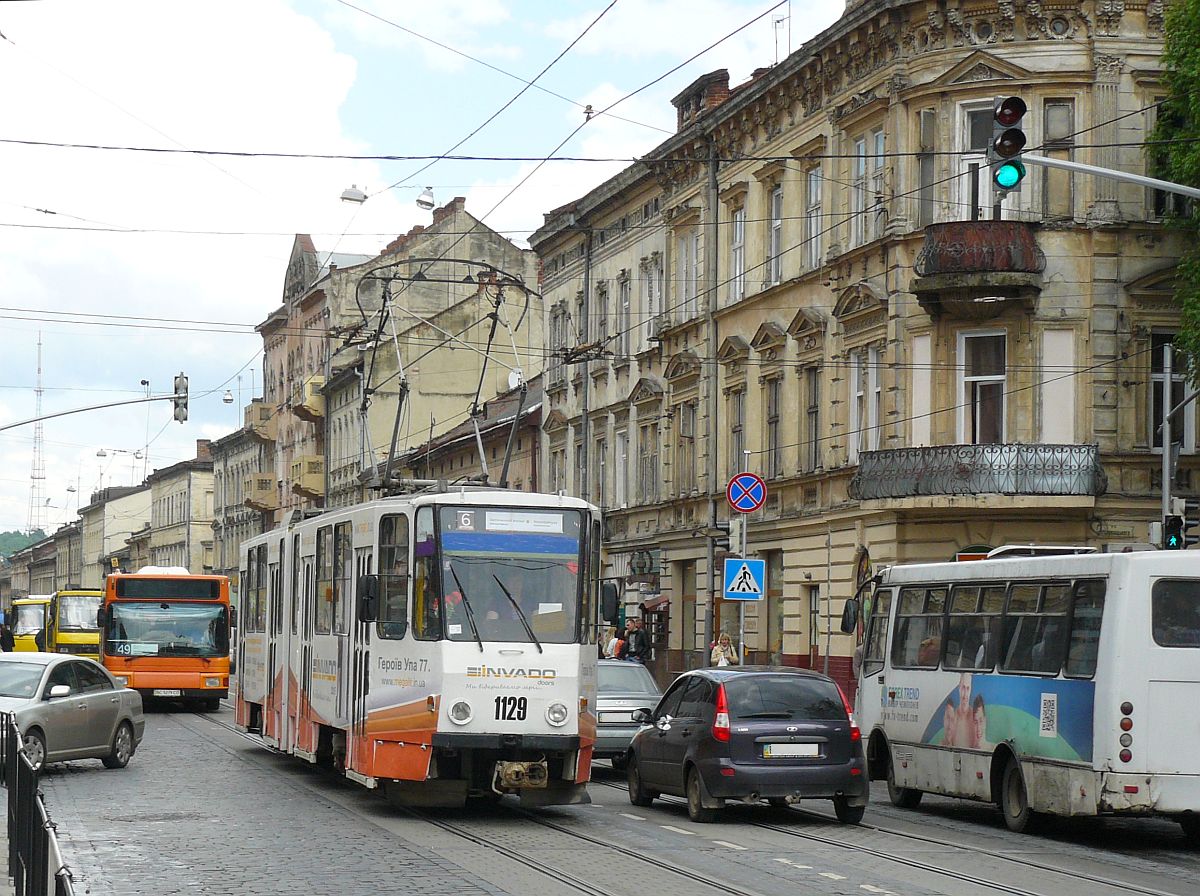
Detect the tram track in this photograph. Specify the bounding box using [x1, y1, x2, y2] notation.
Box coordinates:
[592, 777, 1187, 896]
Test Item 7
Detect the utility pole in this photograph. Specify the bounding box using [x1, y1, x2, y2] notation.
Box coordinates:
[1021, 154, 1200, 201]
[1163, 343, 1173, 524]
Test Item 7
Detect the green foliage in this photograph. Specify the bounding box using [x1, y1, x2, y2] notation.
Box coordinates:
[1159, 0, 1200, 379]
[0, 530, 43, 559]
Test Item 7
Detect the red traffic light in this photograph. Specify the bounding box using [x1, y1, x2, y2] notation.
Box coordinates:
[994, 96, 1027, 128]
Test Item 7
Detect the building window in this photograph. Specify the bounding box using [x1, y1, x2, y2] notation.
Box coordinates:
[766, 185, 784, 285]
[730, 207, 746, 302]
[1147, 98, 1187, 219]
[676, 403, 696, 493]
[958, 331, 1006, 444]
[677, 228, 700, 320]
[1043, 100, 1075, 219]
[729, 390, 745, 477]
[803, 366, 821, 472]
[595, 282, 609, 348]
[1151, 333, 1196, 452]
[852, 129, 884, 245]
[616, 274, 631, 358]
[804, 169, 822, 270]
[765, 378, 782, 477]
[574, 442, 583, 494]
[638, 421, 659, 502]
[594, 437, 607, 507]
[917, 109, 937, 227]
[614, 430, 629, 507]
[849, 347, 881, 463]
[641, 253, 664, 344]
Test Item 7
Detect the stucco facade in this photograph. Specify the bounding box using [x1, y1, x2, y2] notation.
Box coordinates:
[210, 426, 267, 592]
[78, 485, 150, 587]
[147, 440, 214, 573]
[531, 0, 1183, 690]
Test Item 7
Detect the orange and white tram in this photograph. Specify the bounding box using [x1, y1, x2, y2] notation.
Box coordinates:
[235, 488, 602, 807]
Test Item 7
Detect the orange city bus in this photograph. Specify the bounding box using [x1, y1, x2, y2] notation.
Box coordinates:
[98, 566, 232, 711]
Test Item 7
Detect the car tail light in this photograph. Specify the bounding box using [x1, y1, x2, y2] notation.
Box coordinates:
[713, 684, 730, 742]
[836, 683, 861, 742]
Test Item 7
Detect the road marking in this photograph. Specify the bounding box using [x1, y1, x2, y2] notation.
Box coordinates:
[711, 840, 746, 850]
[660, 825, 696, 835]
[619, 813, 645, 821]
[820, 873, 847, 880]
[860, 887, 893, 894]
[774, 858, 813, 869]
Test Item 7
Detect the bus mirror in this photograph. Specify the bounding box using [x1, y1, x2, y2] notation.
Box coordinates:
[840, 599, 859, 634]
[358, 575, 379, 623]
[600, 581, 620, 625]
[96, 606, 107, 629]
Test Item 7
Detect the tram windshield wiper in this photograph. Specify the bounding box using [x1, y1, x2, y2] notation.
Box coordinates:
[447, 563, 484, 652]
[492, 574, 542, 654]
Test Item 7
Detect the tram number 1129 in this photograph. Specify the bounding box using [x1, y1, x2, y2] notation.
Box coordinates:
[495, 695, 528, 720]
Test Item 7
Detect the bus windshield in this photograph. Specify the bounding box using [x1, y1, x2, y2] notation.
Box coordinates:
[105, 603, 229, 657]
[13, 604, 45, 636]
[436, 506, 584, 644]
[58, 594, 100, 632]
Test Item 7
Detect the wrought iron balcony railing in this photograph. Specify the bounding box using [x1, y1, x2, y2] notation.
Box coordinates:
[848, 443, 1107, 501]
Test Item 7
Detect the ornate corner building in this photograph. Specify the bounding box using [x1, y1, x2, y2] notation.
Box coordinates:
[531, 0, 1182, 691]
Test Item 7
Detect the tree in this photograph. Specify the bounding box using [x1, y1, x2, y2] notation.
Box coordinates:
[0, 530, 44, 558]
[1157, 0, 1200, 375]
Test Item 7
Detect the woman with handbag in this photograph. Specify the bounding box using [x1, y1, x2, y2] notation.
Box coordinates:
[710, 631, 738, 666]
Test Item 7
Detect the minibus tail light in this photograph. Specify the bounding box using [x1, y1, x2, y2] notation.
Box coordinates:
[713, 684, 731, 742]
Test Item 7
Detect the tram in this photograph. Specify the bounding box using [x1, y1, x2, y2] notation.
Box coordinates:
[235, 488, 602, 807]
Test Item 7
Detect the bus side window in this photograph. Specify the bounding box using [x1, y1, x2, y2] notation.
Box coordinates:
[861, 588, 892, 677]
[891, 587, 945, 669]
[1066, 579, 1104, 676]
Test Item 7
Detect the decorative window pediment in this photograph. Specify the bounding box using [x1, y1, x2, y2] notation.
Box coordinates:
[719, 180, 750, 205]
[834, 281, 888, 338]
[750, 321, 787, 353]
[935, 50, 1031, 87]
[629, 376, 666, 406]
[1127, 265, 1178, 312]
[717, 335, 750, 365]
[788, 307, 827, 354]
[543, 408, 570, 434]
[664, 350, 701, 383]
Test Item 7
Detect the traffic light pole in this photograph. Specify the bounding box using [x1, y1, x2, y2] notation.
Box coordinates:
[1163, 344, 1173, 524]
[1020, 154, 1200, 201]
[0, 393, 183, 433]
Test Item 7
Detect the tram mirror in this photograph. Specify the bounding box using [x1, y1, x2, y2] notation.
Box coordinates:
[840, 599, 859, 634]
[600, 581, 620, 625]
[358, 574, 379, 623]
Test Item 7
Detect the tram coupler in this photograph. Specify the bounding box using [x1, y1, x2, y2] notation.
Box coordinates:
[494, 759, 549, 790]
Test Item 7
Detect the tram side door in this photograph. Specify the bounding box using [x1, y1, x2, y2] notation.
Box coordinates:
[277, 533, 298, 753]
[345, 546, 373, 773]
[266, 547, 282, 746]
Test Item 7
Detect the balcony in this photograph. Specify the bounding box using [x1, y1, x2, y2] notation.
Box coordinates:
[290, 455, 325, 499]
[292, 375, 325, 423]
[910, 221, 1045, 320]
[849, 444, 1107, 501]
[243, 476, 278, 512]
[245, 400, 277, 443]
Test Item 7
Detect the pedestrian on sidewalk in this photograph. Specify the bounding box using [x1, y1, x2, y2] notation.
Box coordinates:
[0, 623, 13, 652]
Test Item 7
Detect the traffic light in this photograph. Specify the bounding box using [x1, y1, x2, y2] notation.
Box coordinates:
[1176, 497, 1200, 548]
[989, 95, 1028, 195]
[1164, 514, 1185, 549]
[172, 372, 188, 423]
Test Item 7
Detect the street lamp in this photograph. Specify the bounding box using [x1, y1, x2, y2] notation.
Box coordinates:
[416, 186, 436, 210]
[96, 448, 143, 487]
[222, 390, 234, 404]
[340, 184, 367, 204]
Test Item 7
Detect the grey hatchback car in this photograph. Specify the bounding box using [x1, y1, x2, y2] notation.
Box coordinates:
[0, 653, 145, 773]
[595, 660, 661, 770]
[626, 666, 867, 823]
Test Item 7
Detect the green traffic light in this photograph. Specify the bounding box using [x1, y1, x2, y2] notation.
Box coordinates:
[994, 160, 1025, 190]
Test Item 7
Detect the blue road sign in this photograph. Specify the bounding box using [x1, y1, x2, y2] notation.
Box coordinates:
[723, 557, 766, 601]
[726, 472, 767, 514]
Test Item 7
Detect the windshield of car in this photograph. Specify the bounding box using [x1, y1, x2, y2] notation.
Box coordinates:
[58, 594, 100, 632]
[0, 662, 44, 698]
[105, 602, 229, 657]
[598, 663, 660, 696]
[436, 506, 584, 645]
[13, 604, 45, 636]
[723, 675, 846, 721]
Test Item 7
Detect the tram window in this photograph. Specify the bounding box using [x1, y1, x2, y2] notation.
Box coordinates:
[891, 586, 946, 669]
[315, 527, 333, 635]
[291, 534, 301, 636]
[333, 522, 352, 635]
[242, 548, 255, 633]
[412, 507, 440, 641]
[1152, 578, 1200, 647]
[378, 514, 410, 640]
[861, 588, 892, 677]
[272, 537, 284, 635]
[1065, 579, 1104, 676]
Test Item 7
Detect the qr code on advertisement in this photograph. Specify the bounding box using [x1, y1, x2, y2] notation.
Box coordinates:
[1039, 693, 1058, 737]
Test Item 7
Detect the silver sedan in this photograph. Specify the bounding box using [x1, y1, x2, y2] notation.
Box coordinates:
[0, 653, 145, 773]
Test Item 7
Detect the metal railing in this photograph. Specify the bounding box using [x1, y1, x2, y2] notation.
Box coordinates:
[2, 714, 76, 896]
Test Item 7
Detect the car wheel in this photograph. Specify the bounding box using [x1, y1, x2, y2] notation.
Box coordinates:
[102, 722, 135, 769]
[886, 749, 923, 809]
[627, 756, 656, 807]
[21, 728, 46, 774]
[610, 753, 628, 772]
[686, 767, 719, 824]
[1000, 757, 1040, 833]
[833, 796, 865, 825]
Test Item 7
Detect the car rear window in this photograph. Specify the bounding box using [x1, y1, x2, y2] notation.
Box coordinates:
[723, 675, 846, 721]
[598, 663, 660, 695]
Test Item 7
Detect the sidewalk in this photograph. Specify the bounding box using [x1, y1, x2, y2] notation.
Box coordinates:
[0, 823, 15, 896]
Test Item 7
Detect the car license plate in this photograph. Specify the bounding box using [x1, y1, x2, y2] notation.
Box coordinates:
[599, 711, 635, 723]
[153, 689, 182, 697]
[763, 743, 819, 758]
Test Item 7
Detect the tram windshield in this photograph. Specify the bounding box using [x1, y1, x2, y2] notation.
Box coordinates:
[105, 602, 229, 658]
[435, 506, 584, 645]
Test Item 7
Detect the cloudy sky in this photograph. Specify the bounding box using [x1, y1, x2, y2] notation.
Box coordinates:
[0, 0, 843, 534]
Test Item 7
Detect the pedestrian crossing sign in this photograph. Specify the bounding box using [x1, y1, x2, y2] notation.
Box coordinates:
[723, 557, 766, 601]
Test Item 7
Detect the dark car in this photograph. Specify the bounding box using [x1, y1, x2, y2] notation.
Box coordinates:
[595, 659, 662, 770]
[625, 666, 867, 824]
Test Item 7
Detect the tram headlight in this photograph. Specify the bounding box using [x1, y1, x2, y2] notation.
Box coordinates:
[546, 702, 569, 727]
[448, 700, 473, 725]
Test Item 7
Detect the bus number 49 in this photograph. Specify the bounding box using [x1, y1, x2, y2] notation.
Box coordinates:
[495, 695, 527, 721]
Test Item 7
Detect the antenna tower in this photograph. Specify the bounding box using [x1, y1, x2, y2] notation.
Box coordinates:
[26, 334, 46, 536]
